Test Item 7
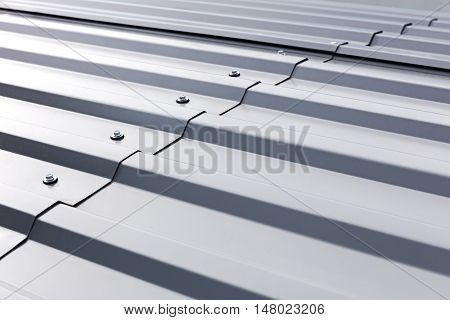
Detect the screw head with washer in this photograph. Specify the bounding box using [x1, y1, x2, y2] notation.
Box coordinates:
[110, 130, 125, 141]
[176, 96, 190, 104]
[43, 173, 58, 185]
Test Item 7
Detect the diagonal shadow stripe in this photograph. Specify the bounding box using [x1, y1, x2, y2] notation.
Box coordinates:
[115, 165, 450, 276]
[30, 219, 269, 300]
[0, 132, 119, 178]
[0, 83, 186, 134]
[239, 91, 450, 143]
[183, 124, 450, 198]
[0, 47, 246, 100]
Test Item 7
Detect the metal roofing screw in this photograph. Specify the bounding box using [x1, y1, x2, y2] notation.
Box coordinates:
[176, 95, 190, 104]
[43, 173, 58, 185]
[228, 70, 240, 77]
[110, 130, 125, 141]
[277, 50, 287, 55]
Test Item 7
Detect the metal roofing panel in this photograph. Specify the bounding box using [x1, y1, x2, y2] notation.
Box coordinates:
[0, 13, 302, 84]
[0, 150, 111, 205]
[1, 0, 450, 68]
[2, 154, 447, 298]
[0, 5, 449, 300]
[235, 84, 450, 143]
[19, 205, 189, 299]
[157, 138, 450, 231]
[0, 96, 180, 154]
[181, 112, 450, 197]
[284, 57, 450, 103]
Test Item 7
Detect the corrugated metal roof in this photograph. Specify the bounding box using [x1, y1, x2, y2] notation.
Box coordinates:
[1, 0, 450, 69]
[0, 3, 449, 299]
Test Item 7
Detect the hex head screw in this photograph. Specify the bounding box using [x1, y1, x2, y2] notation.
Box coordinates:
[43, 173, 58, 185]
[110, 130, 125, 141]
[176, 96, 190, 104]
[228, 70, 240, 77]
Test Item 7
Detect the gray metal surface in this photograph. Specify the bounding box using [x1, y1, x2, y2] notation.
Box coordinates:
[1, 0, 450, 68]
[0, 5, 449, 299]
[2, 153, 449, 299]
[0, 184, 54, 257]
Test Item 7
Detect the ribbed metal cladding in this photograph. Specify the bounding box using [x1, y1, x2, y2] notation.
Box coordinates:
[1, 0, 450, 69]
[0, 6, 449, 300]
